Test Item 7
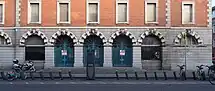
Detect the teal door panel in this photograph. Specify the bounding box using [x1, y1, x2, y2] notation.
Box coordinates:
[83, 35, 104, 67]
[112, 35, 133, 67]
[54, 36, 74, 67]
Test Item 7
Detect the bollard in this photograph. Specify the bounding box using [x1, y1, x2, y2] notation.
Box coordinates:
[173, 71, 177, 80]
[115, 70, 119, 80]
[135, 71, 139, 80]
[59, 71, 63, 80]
[202, 71, 206, 81]
[163, 72, 167, 80]
[20, 72, 26, 80]
[39, 71, 44, 80]
[192, 71, 196, 80]
[183, 72, 187, 80]
[154, 72, 158, 80]
[1, 71, 6, 80]
[68, 71, 73, 80]
[49, 71, 54, 80]
[144, 72, 148, 80]
[30, 72, 34, 80]
[125, 70, 129, 80]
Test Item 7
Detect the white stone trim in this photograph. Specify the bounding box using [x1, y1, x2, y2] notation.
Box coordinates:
[165, 0, 171, 27]
[0, 31, 12, 45]
[181, 1, 195, 24]
[138, 28, 165, 45]
[86, 0, 100, 24]
[0, 1, 5, 24]
[28, 0, 42, 24]
[16, 0, 21, 26]
[145, 0, 158, 24]
[174, 29, 203, 45]
[116, 0, 129, 24]
[79, 28, 107, 44]
[108, 29, 137, 44]
[207, 0, 212, 27]
[50, 29, 78, 45]
[57, 0, 71, 24]
[20, 29, 48, 45]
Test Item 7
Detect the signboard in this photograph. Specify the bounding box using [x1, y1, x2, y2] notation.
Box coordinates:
[120, 50, 125, 56]
[61, 50, 67, 56]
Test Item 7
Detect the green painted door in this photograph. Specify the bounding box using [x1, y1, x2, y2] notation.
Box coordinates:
[54, 36, 74, 67]
[112, 35, 133, 67]
[83, 35, 104, 67]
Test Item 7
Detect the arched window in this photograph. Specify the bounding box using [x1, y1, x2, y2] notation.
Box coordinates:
[180, 34, 198, 45]
[25, 35, 45, 60]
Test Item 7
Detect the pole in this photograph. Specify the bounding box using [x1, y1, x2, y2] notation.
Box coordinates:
[185, 31, 187, 73]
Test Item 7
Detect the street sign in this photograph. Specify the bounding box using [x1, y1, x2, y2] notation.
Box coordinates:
[120, 50, 125, 56]
[61, 50, 67, 56]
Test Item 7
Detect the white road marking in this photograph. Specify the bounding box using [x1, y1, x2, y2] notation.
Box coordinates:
[69, 82, 76, 84]
[83, 82, 91, 84]
[98, 81, 106, 84]
[55, 82, 59, 84]
[9, 82, 13, 84]
[25, 82, 29, 84]
[40, 82, 44, 84]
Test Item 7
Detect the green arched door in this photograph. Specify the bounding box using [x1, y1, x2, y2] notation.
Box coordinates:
[83, 35, 104, 67]
[54, 36, 74, 67]
[112, 35, 133, 67]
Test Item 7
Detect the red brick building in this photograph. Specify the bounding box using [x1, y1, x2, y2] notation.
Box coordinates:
[0, 0, 212, 71]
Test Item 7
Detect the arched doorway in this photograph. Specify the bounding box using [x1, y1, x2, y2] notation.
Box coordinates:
[112, 35, 133, 67]
[54, 35, 74, 67]
[83, 35, 104, 67]
[25, 35, 45, 69]
[141, 35, 162, 70]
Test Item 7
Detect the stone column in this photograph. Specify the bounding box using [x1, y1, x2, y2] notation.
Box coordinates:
[74, 44, 83, 67]
[104, 44, 112, 67]
[132, 44, 142, 68]
[44, 47, 54, 68]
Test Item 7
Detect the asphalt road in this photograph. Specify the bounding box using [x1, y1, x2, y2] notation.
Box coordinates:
[0, 80, 215, 91]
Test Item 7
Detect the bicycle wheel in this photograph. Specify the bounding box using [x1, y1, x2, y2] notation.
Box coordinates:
[208, 69, 215, 85]
[196, 71, 201, 80]
[6, 74, 16, 81]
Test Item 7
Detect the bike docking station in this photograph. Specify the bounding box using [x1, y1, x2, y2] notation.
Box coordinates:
[86, 50, 96, 80]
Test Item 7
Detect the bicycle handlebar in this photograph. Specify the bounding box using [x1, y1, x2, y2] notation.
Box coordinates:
[196, 65, 204, 69]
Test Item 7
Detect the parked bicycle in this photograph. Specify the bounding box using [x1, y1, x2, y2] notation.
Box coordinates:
[6, 59, 36, 81]
[196, 65, 206, 80]
[205, 65, 211, 76]
[177, 65, 186, 80]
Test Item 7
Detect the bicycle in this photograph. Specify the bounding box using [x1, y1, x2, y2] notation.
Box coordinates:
[6, 68, 27, 81]
[196, 65, 206, 80]
[205, 65, 210, 76]
[208, 65, 215, 85]
[177, 65, 186, 81]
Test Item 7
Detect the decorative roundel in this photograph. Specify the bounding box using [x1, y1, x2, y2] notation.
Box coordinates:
[50, 29, 78, 44]
[79, 28, 107, 44]
[20, 29, 48, 45]
[0, 31, 12, 45]
[108, 29, 137, 44]
[138, 28, 165, 45]
[174, 29, 203, 45]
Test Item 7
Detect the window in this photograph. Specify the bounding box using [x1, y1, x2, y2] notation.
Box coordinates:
[141, 36, 161, 60]
[25, 36, 45, 60]
[213, 10, 215, 18]
[117, 3, 128, 23]
[88, 3, 99, 23]
[0, 37, 5, 45]
[180, 35, 198, 45]
[146, 3, 156, 22]
[28, 1, 41, 24]
[57, 2, 70, 23]
[182, 2, 194, 24]
[0, 1, 4, 24]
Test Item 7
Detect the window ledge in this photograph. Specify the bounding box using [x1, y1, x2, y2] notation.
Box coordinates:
[116, 22, 129, 24]
[182, 22, 195, 25]
[145, 22, 158, 24]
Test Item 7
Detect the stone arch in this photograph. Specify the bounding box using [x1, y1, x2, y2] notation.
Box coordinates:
[79, 29, 107, 44]
[20, 29, 48, 45]
[108, 29, 136, 44]
[50, 29, 78, 45]
[0, 31, 12, 45]
[174, 29, 203, 45]
[138, 29, 165, 45]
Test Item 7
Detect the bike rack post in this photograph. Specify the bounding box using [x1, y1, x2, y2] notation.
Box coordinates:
[154, 72, 158, 80]
[49, 71, 54, 80]
[184, 72, 187, 80]
[163, 72, 167, 80]
[20, 71, 26, 80]
[115, 70, 119, 80]
[68, 71, 73, 80]
[30, 72, 34, 80]
[1, 71, 6, 80]
[173, 71, 177, 80]
[59, 70, 63, 80]
[202, 71, 206, 81]
[192, 71, 196, 80]
[135, 71, 139, 80]
[125, 70, 129, 80]
[39, 71, 44, 80]
[144, 72, 148, 80]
